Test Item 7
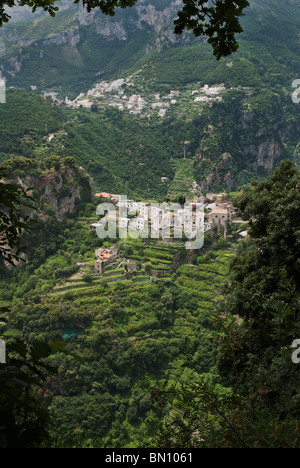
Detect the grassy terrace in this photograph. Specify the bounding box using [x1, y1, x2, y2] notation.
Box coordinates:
[167, 158, 195, 199]
[12, 242, 232, 342]
[174, 250, 232, 299]
[49, 224, 233, 326]
[50, 232, 233, 312]
[119, 237, 185, 277]
[41, 246, 234, 362]
[50, 238, 185, 296]
[2, 233, 236, 448]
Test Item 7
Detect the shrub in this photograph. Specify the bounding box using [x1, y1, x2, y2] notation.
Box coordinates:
[82, 271, 94, 283]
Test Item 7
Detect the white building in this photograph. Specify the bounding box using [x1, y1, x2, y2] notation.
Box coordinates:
[194, 96, 210, 103]
[118, 217, 129, 229]
[138, 203, 150, 218]
[209, 207, 232, 234]
[118, 199, 138, 213]
[76, 100, 93, 109]
[158, 109, 167, 117]
[129, 217, 148, 232]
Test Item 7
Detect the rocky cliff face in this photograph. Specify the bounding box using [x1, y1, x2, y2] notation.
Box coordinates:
[15, 166, 92, 220]
[134, 0, 181, 32]
[241, 111, 296, 172]
[245, 139, 282, 171]
[74, 0, 183, 41]
[195, 152, 238, 192]
[2, 164, 92, 269]
[193, 105, 298, 192]
[0, 0, 182, 79]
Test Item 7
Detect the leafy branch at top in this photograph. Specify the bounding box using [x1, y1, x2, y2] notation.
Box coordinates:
[0, 0, 250, 59]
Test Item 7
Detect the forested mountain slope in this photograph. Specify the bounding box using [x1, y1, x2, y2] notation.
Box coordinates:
[0, 0, 299, 193]
[0, 0, 298, 95]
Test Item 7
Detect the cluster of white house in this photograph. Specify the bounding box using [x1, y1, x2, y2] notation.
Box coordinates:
[60, 78, 181, 117]
[90, 193, 238, 239]
[191, 84, 226, 103]
[90, 193, 241, 274]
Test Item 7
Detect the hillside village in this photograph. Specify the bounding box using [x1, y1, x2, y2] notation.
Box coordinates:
[42, 78, 233, 118]
[88, 192, 245, 277]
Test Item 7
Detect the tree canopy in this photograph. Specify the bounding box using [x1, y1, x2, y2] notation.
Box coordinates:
[0, 168, 38, 270]
[0, 0, 250, 59]
[153, 161, 300, 448]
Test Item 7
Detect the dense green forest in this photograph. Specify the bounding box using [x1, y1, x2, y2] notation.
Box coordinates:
[1, 88, 299, 199]
[0, 160, 299, 448]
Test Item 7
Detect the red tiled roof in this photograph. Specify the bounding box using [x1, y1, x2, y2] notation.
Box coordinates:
[100, 253, 113, 259]
[94, 192, 118, 199]
[210, 208, 228, 215]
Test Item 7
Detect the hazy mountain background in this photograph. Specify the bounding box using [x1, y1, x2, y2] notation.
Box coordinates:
[0, 0, 299, 95]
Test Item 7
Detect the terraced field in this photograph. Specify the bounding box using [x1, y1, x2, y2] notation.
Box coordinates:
[42, 245, 234, 352]
[51, 247, 233, 366]
[174, 250, 232, 303]
[3, 230, 235, 448]
[50, 234, 233, 327]
[119, 238, 185, 279]
[50, 237, 185, 298]
[168, 159, 196, 199]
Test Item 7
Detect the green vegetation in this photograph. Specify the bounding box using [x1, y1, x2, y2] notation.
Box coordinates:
[167, 159, 195, 200]
[0, 155, 238, 446]
[0, 90, 64, 160]
[0, 167, 38, 269]
[1, 137, 299, 449]
[0, 230, 234, 447]
[1, 85, 299, 201]
[59, 108, 176, 198]
[152, 161, 300, 448]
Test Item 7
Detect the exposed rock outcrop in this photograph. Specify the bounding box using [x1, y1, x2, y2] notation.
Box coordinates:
[134, 0, 182, 33]
[42, 29, 81, 47]
[0, 0, 184, 78]
[14, 166, 92, 219]
[94, 20, 128, 41]
[245, 139, 282, 171]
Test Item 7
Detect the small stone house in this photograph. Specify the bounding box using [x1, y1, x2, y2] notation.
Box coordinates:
[209, 207, 232, 235]
[94, 246, 118, 274]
